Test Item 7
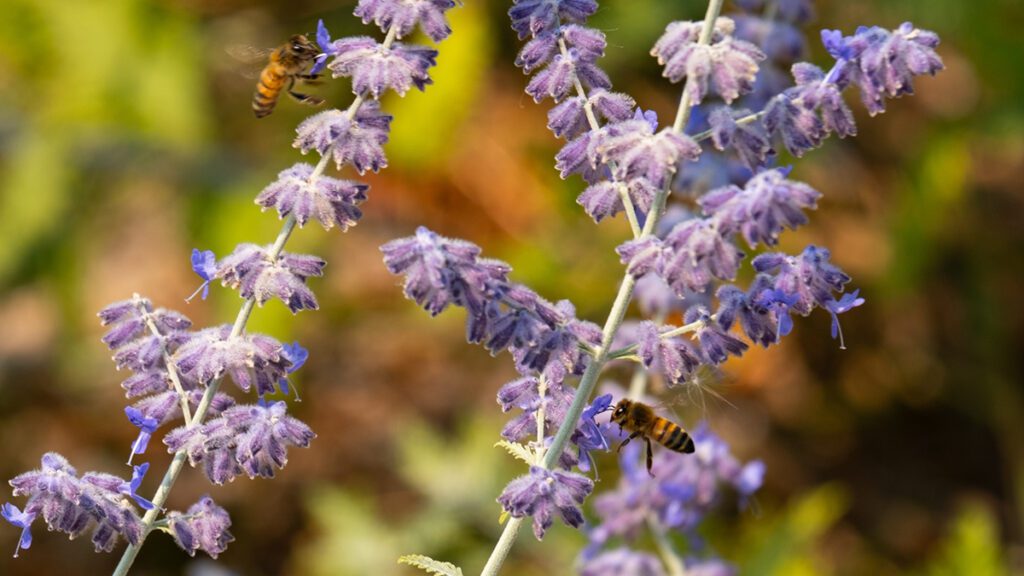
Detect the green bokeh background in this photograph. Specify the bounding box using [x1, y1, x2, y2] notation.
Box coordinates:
[0, 1, 1021, 575]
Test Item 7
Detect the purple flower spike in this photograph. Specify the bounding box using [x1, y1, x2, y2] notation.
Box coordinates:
[635, 320, 701, 385]
[707, 106, 772, 170]
[578, 178, 657, 224]
[355, 0, 457, 42]
[842, 23, 944, 115]
[98, 297, 152, 326]
[215, 244, 326, 313]
[598, 118, 701, 185]
[763, 90, 826, 157]
[790, 63, 857, 138]
[526, 51, 611, 103]
[9, 453, 145, 553]
[581, 549, 666, 576]
[228, 401, 316, 479]
[651, 18, 765, 104]
[498, 466, 593, 540]
[1, 503, 35, 557]
[700, 168, 820, 248]
[168, 496, 234, 559]
[685, 305, 747, 364]
[508, 0, 598, 39]
[294, 102, 393, 174]
[327, 38, 438, 98]
[753, 245, 851, 315]
[716, 278, 796, 347]
[117, 464, 155, 511]
[188, 249, 217, 302]
[125, 406, 159, 464]
[164, 402, 314, 484]
[256, 163, 368, 231]
[381, 226, 507, 316]
[516, 33, 560, 73]
[562, 25, 607, 62]
[660, 218, 744, 296]
[824, 289, 865, 349]
[173, 326, 291, 395]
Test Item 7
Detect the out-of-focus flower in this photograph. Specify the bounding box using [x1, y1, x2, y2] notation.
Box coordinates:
[580, 548, 665, 576]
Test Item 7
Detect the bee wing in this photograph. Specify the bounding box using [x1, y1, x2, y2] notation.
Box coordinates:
[225, 44, 273, 79]
[226, 44, 273, 63]
[658, 365, 733, 416]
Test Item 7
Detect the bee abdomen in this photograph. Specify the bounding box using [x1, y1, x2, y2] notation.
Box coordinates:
[655, 419, 695, 453]
[253, 67, 286, 118]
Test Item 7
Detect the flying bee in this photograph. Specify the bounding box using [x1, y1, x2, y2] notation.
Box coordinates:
[232, 34, 324, 118]
[609, 398, 695, 476]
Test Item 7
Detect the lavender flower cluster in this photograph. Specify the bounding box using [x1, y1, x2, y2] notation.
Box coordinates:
[385, 0, 942, 574]
[4, 0, 459, 569]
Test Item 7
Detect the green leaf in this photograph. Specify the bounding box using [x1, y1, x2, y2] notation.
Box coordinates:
[494, 440, 535, 464]
[398, 554, 464, 576]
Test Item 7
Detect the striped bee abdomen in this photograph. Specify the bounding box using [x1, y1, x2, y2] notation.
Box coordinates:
[253, 66, 287, 118]
[652, 417, 695, 453]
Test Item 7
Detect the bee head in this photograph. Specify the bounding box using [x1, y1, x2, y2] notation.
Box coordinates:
[288, 35, 317, 56]
[611, 399, 631, 422]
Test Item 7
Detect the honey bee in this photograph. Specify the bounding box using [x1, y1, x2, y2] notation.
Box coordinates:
[609, 398, 695, 476]
[245, 34, 324, 118]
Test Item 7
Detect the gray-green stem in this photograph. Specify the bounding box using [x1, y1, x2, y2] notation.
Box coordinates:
[479, 1, 725, 574]
[648, 515, 688, 576]
[135, 293, 193, 427]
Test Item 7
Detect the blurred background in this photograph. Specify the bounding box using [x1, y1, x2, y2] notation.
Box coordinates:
[0, 0, 1021, 574]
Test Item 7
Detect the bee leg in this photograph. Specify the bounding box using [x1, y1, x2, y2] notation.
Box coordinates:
[298, 73, 320, 80]
[645, 437, 655, 477]
[288, 90, 325, 107]
[616, 431, 642, 453]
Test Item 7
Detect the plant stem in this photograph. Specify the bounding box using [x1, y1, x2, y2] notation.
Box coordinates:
[648, 516, 688, 576]
[479, 2, 725, 574]
[134, 293, 193, 426]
